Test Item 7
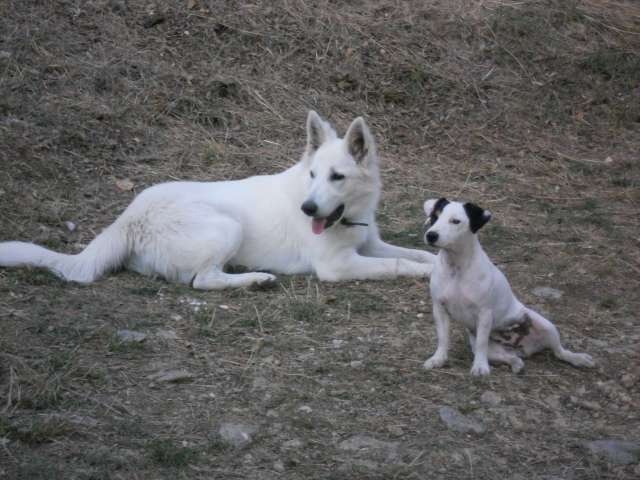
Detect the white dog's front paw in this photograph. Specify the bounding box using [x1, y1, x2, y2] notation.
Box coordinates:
[416, 250, 436, 264]
[572, 352, 595, 368]
[470, 362, 491, 377]
[423, 354, 447, 370]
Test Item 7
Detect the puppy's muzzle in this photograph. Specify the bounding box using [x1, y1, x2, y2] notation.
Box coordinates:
[426, 231, 439, 246]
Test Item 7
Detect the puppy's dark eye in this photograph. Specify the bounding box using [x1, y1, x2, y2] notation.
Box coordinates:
[310, 171, 315, 179]
[330, 172, 345, 181]
[450, 218, 461, 224]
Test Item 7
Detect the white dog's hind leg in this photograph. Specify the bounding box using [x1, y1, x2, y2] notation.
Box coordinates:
[522, 309, 595, 368]
[193, 268, 275, 290]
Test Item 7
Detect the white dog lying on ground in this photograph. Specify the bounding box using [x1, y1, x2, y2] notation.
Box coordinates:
[0, 112, 434, 289]
[421, 198, 595, 376]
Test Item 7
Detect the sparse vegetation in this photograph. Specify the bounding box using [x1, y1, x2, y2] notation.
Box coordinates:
[0, 1, 638, 479]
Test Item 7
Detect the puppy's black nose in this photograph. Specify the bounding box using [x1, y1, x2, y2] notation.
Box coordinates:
[426, 231, 439, 245]
[301, 200, 318, 216]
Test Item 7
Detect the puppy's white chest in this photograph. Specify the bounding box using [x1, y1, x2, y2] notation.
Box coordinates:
[435, 281, 480, 329]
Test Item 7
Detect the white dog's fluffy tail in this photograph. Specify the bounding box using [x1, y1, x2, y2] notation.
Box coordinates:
[0, 224, 129, 283]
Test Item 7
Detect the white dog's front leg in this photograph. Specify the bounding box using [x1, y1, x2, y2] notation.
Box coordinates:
[361, 236, 435, 264]
[423, 302, 450, 370]
[470, 309, 493, 376]
[316, 253, 430, 282]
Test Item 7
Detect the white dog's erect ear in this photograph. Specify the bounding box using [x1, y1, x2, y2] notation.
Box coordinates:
[306, 111, 335, 153]
[344, 117, 375, 164]
[463, 202, 492, 233]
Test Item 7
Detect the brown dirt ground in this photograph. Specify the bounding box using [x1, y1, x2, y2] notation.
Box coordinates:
[1, 1, 639, 479]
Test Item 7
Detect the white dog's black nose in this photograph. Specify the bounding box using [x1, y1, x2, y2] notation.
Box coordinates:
[426, 231, 439, 245]
[301, 200, 318, 216]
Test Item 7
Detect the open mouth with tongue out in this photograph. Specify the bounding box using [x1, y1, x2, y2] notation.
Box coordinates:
[311, 204, 345, 235]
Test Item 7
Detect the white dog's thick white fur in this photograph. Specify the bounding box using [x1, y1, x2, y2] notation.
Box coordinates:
[421, 198, 594, 376]
[0, 112, 434, 289]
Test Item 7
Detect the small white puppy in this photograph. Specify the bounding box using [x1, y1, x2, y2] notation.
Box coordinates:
[422, 198, 595, 376]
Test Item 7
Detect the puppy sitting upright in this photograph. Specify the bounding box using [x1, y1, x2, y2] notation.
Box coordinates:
[422, 198, 595, 376]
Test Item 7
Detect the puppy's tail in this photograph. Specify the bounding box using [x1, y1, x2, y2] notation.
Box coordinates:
[0, 223, 129, 283]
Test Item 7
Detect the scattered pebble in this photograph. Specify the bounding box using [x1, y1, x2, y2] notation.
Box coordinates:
[585, 439, 640, 465]
[480, 390, 502, 407]
[64, 221, 77, 232]
[338, 435, 400, 462]
[155, 329, 178, 340]
[350, 360, 364, 368]
[273, 460, 285, 472]
[298, 405, 312, 414]
[116, 329, 147, 343]
[217, 422, 257, 448]
[332, 339, 345, 348]
[532, 286, 563, 300]
[439, 406, 486, 435]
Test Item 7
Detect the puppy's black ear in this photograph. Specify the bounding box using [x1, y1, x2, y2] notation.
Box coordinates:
[464, 202, 491, 233]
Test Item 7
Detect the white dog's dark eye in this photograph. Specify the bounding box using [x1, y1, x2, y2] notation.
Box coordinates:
[330, 172, 345, 181]
[450, 219, 461, 224]
[310, 171, 315, 179]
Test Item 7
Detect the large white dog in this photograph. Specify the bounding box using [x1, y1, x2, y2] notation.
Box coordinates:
[421, 198, 594, 376]
[0, 112, 434, 289]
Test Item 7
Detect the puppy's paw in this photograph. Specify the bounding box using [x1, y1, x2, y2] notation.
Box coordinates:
[249, 273, 278, 291]
[470, 362, 491, 377]
[510, 357, 525, 374]
[423, 354, 447, 370]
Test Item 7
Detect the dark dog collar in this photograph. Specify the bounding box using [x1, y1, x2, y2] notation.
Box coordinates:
[340, 218, 368, 227]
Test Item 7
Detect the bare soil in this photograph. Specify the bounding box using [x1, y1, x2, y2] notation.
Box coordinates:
[1, 1, 639, 479]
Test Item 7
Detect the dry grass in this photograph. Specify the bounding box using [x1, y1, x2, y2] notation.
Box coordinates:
[1, 0, 639, 478]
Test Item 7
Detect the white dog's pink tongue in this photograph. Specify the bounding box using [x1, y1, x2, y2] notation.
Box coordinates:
[312, 218, 326, 235]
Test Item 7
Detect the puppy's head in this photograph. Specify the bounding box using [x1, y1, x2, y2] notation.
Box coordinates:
[423, 198, 491, 248]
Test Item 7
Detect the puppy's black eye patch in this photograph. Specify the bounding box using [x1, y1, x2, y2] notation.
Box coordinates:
[429, 197, 449, 225]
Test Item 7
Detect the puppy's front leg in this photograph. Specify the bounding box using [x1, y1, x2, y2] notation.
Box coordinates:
[423, 302, 450, 370]
[470, 309, 493, 376]
[316, 254, 431, 281]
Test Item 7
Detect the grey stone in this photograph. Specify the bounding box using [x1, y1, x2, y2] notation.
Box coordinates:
[586, 439, 640, 465]
[148, 369, 195, 383]
[338, 435, 400, 462]
[116, 329, 147, 343]
[532, 286, 563, 300]
[155, 329, 178, 340]
[480, 390, 502, 406]
[439, 406, 486, 434]
[218, 422, 258, 448]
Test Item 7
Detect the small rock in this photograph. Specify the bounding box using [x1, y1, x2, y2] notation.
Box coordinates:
[386, 425, 404, 437]
[281, 439, 303, 450]
[439, 406, 486, 435]
[64, 221, 77, 232]
[116, 329, 147, 343]
[143, 12, 166, 29]
[148, 369, 194, 383]
[218, 423, 257, 448]
[585, 439, 640, 465]
[532, 287, 563, 300]
[480, 391, 502, 406]
[350, 360, 364, 368]
[332, 339, 345, 348]
[155, 329, 178, 340]
[273, 460, 285, 472]
[338, 435, 400, 462]
[298, 405, 312, 414]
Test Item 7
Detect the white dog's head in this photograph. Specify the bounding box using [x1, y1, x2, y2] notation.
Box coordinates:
[423, 198, 491, 249]
[300, 111, 381, 235]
